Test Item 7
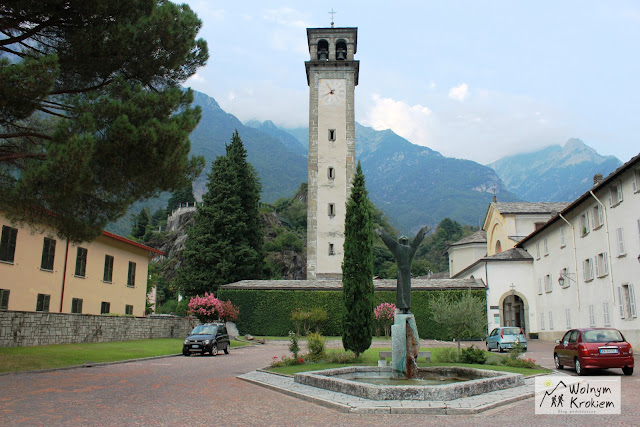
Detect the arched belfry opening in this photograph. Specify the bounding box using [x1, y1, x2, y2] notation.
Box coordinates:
[317, 39, 329, 60]
[336, 40, 347, 60]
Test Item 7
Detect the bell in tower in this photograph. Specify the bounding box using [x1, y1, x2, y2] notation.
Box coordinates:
[317, 39, 329, 61]
[336, 40, 347, 60]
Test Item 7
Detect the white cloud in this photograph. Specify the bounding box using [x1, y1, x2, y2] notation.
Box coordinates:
[448, 83, 469, 102]
[263, 8, 308, 28]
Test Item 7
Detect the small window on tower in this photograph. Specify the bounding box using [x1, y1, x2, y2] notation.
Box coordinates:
[328, 204, 335, 217]
[328, 167, 335, 179]
[336, 40, 347, 60]
[317, 39, 329, 60]
[329, 243, 335, 255]
[328, 129, 336, 141]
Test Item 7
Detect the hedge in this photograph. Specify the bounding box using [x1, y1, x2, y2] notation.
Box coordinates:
[217, 289, 486, 339]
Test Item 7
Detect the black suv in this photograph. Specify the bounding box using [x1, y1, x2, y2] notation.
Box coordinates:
[182, 323, 230, 356]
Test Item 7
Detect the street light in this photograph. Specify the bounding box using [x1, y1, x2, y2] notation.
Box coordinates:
[558, 272, 576, 287]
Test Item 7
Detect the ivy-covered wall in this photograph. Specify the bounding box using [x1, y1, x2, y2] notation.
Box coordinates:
[217, 289, 486, 339]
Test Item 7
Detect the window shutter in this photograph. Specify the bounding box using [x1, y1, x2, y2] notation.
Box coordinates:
[595, 256, 600, 277]
[598, 205, 603, 225]
[618, 287, 625, 318]
[617, 181, 623, 202]
[609, 188, 614, 207]
[583, 260, 587, 281]
[629, 284, 637, 318]
[617, 228, 625, 255]
[603, 253, 608, 275]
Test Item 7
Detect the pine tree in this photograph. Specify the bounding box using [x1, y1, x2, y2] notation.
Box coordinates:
[167, 184, 196, 213]
[342, 162, 375, 356]
[225, 130, 266, 278]
[0, 1, 208, 241]
[131, 208, 151, 240]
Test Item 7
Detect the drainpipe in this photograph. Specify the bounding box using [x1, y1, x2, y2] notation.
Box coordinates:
[559, 213, 580, 308]
[589, 190, 616, 301]
[59, 239, 70, 312]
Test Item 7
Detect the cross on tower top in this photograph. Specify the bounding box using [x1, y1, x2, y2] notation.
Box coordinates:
[329, 9, 336, 27]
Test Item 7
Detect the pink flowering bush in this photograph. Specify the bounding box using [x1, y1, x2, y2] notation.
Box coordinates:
[374, 302, 396, 337]
[188, 293, 239, 324]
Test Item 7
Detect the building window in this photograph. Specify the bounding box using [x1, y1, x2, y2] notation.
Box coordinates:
[537, 278, 543, 295]
[560, 267, 570, 288]
[328, 243, 335, 255]
[328, 203, 335, 217]
[103, 255, 114, 283]
[583, 258, 594, 282]
[565, 308, 571, 329]
[595, 252, 608, 277]
[616, 227, 625, 256]
[36, 294, 51, 312]
[71, 298, 83, 314]
[0, 225, 18, 263]
[75, 247, 88, 277]
[328, 167, 335, 179]
[589, 304, 596, 327]
[619, 284, 637, 319]
[548, 311, 554, 330]
[100, 301, 110, 314]
[40, 237, 56, 271]
[560, 226, 566, 247]
[127, 262, 136, 287]
[543, 238, 549, 256]
[579, 211, 590, 236]
[0, 289, 10, 310]
[328, 129, 336, 141]
[540, 313, 545, 330]
[535, 242, 540, 259]
[591, 204, 604, 229]
[125, 305, 134, 315]
[544, 274, 552, 293]
[609, 180, 623, 206]
[603, 302, 611, 326]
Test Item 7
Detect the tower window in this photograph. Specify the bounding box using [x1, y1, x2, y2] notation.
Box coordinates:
[329, 243, 335, 255]
[336, 40, 347, 60]
[328, 203, 335, 217]
[317, 39, 329, 60]
[328, 167, 335, 179]
[328, 129, 336, 141]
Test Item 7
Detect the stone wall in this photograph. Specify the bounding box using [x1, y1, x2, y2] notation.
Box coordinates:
[0, 310, 197, 347]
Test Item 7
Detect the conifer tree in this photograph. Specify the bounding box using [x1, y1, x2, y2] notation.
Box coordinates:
[226, 130, 266, 278]
[131, 208, 151, 240]
[167, 184, 196, 213]
[342, 162, 375, 356]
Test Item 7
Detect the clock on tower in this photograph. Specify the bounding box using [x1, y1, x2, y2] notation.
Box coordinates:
[305, 26, 359, 280]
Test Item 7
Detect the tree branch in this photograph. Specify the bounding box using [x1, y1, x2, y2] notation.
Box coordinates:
[38, 107, 70, 119]
[51, 78, 113, 95]
[1, 132, 53, 140]
[0, 22, 52, 47]
[0, 152, 47, 162]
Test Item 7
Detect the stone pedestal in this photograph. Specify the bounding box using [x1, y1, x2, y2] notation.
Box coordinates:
[391, 313, 420, 378]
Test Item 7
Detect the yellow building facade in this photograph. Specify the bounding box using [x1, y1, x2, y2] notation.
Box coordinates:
[0, 213, 162, 317]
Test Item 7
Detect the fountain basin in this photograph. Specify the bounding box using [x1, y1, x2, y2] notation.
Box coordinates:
[294, 366, 524, 401]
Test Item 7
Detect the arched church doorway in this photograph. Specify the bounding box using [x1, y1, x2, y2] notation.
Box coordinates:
[502, 294, 525, 331]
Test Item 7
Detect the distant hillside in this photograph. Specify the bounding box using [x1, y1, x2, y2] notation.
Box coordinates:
[488, 139, 622, 202]
[245, 120, 307, 156]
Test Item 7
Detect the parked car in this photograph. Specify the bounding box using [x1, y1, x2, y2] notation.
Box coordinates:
[183, 323, 230, 356]
[554, 328, 634, 376]
[485, 327, 527, 352]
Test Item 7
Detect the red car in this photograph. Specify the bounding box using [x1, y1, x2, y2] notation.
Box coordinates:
[554, 328, 634, 376]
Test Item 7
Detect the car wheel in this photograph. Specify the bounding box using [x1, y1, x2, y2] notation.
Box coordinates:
[211, 344, 218, 356]
[486, 342, 491, 352]
[623, 366, 634, 376]
[183, 349, 190, 357]
[224, 344, 230, 355]
[498, 344, 504, 353]
[554, 353, 563, 370]
[575, 358, 587, 376]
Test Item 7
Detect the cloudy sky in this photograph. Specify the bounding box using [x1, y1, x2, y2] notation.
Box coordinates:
[181, 0, 640, 165]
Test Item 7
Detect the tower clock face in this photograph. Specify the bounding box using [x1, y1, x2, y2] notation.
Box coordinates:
[319, 79, 346, 105]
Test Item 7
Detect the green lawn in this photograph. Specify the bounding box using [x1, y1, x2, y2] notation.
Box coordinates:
[0, 339, 247, 373]
[267, 347, 551, 376]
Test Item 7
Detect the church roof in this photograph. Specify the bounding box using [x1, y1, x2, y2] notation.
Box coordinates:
[481, 248, 533, 261]
[450, 230, 487, 247]
[221, 278, 485, 291]
[491, 202, 570, 214]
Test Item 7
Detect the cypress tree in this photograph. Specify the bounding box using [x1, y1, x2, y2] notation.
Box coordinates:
[342, 162, 375, 356]
[179, 155, 255, 295]
[226, 130, 266, 278]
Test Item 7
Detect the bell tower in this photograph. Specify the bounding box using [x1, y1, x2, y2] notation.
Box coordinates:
[305, 25, 359, 279]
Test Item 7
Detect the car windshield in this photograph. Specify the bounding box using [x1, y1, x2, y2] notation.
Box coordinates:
[190, 325, 217, 335]
[502, 328, 522, 335]
[583, 329, 624, 343]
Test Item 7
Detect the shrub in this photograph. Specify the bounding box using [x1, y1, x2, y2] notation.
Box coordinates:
[288, 331, 300, 359]
[324, 351, 362, 364]
[306, 332, 326, 362]
[219, 300, 239, 322]
[309, 307, 328, 333]
[187, 293, 223, 323]
[460, 345, 487, 364]
[500, 356, 537, 369]
[374, 302, 396, 337]
[433, 348, 459, 363]
[270, 356, 305, 367]
[290, 308, 310, 335]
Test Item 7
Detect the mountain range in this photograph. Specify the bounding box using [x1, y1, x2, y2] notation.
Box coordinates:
[106, 89, 622, 235]
[488, 138, 622, 202]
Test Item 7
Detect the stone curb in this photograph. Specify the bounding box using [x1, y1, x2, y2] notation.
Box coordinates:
[238, 370, 536, 414]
